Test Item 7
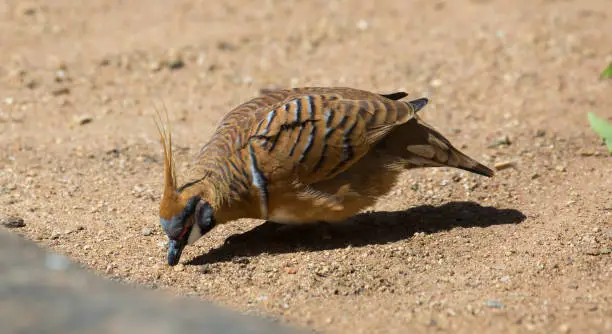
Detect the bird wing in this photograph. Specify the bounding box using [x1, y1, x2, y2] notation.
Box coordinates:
[245, 92, 417, 188]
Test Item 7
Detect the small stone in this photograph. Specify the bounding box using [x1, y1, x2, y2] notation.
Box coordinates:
[485, 299, 504, 309]
[592, 227, 601, 233]
[217, 41, 235, 51]
[286, 268, 297, 274]
[196, 53, 207, 66]
[24, 78, 38, 89]
[488, 135, 511, 148]
[149, 60, 164, 72]
[16, 3, 38, 16]
[173, 264, 185, 272]
[356, 19, 369, 31]
[558, 324, 570, 333]
[83, 245, 91, 250]
[141, 227, 153, 236]
[1, 216, 25, 228]
[232, 257, 250, 265]
[75, 115, 93, 126]
[494, 160, 516, 171]
[51, 87, 70, 96]
[157, 240, 168, 248]
[554, 165, 566, 172]
[167, 49, 184, 70]
[429, 78, 443, 87]
[54, 69, 68, 82]
[579, 150, 594, 156]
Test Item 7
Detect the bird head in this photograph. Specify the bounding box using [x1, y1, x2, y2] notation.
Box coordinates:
[154, 113, 216, 266]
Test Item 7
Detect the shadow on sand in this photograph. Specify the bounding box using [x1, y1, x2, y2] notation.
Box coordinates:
[187, 201, 526, 266]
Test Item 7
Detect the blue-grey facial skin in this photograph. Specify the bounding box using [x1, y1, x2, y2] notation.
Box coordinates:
[160, 197, 201, 266]
[160, 217, 188, 266]
[167, 238, 186, 266]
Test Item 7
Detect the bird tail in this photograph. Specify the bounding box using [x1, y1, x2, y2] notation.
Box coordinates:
[378, 112, 494, 177]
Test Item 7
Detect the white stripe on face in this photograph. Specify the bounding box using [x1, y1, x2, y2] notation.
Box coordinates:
[187, 223, 202, 245]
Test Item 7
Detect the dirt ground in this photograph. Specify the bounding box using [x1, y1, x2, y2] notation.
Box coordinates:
[1, 0, 611, 333]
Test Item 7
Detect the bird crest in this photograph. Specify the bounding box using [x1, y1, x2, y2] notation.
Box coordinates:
[153, 105, 186, 220]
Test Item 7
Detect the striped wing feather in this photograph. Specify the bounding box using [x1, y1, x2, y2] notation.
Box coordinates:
[246, 90, 416, 187]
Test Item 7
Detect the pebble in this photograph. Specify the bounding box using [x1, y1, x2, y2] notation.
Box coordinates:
[173, 264, 185, 272]
[75, 115, 93, 126]
[488, 135, 511, 148]
[149, 60, 163, 72]
[157, 240, 168, 248]
[356, 19, 369, 31]
[167, 49, 184, 70]
[16, 3, 38, 16]
[1, 216, 25, 228]
[141, 227, 153, 236]
[494, 160, 516, 171]
[51, 87, 70, 96]
[429, 78, 443, 88]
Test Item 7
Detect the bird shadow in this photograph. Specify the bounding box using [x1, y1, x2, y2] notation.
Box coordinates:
[187, 201, 526, 266]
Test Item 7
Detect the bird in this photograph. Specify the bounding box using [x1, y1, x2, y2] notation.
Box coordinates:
[154, 87, 494, 266]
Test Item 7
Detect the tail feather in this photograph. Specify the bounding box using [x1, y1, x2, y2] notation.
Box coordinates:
[378, 117, 494, 177]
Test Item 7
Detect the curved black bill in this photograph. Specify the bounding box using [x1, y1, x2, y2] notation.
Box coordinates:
[167, 239, 186, 266]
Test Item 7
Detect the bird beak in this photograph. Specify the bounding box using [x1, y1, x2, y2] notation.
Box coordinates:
[167, 238, 186, 266]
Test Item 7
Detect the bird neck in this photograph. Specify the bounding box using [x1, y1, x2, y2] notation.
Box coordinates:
[179, 175, 229, 212]
[178, 161, 253, 225]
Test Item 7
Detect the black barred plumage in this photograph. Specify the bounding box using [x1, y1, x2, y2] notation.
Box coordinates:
[156, 86, 494, 266]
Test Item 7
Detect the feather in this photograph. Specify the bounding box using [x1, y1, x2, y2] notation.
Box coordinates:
[153, 103, 183, 219]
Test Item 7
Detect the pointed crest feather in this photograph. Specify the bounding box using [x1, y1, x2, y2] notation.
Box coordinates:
[153, 101, 177, 201]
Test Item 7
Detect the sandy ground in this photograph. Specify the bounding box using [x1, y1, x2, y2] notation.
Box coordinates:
[1, 0, 611, 333]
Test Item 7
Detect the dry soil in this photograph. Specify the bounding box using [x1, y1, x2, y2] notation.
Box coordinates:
[1, 0, 611, 333]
